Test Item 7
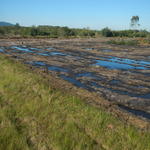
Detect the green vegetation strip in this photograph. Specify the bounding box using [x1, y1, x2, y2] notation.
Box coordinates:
[107, 39, 139, 46]
[0, 25, 150, 38]
[0, 55, 150, 150]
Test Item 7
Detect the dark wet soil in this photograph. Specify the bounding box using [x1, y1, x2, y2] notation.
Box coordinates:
[0, 38, 150, 121]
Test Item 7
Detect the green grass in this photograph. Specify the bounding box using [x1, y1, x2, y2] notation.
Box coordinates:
[0, 55, 150, 150]
[107, 39, 139, 46]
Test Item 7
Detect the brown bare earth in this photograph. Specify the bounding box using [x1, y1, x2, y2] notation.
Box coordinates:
[0, 38, 150, 128]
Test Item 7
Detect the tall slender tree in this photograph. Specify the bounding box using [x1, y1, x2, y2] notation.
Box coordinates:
[130, 16, 140, 29]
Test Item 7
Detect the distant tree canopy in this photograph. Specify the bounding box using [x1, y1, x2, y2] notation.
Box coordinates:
[130, 16, 140, 29]
[101, 28, 113, 37]
[0, 24, 149, 38]
[15, 23, 20, 28]
[0, 25, 100, 38]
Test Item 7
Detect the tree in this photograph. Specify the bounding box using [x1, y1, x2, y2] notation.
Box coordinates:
[58, 27, 75, 37]
[0, 28, 5, 35]
[30, 26, 38, 36]
[101, 27, 113, 37]
[15, 23, 20, 28]
[130, 16, 140, 29]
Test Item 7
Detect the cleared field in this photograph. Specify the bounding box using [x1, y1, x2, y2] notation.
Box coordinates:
[0, 54, 150, 150]
[0, 38, 150, 121]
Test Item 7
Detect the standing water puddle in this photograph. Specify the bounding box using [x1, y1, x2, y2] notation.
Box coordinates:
[37, 53, 49, 56]
[28, 61, 68, 73]
[93, 56, 150, 70]
[0, 49, 4, 52]
[31, 61, 46, 66]
[29, 47, 41, 51]
[48, 66, 68, 72]
[37, 51, 67, 56]
[50, 52, 66, 56]
[9, 46, 67, 57]
[11, 46, 33, 53]
[108, 57, 150, 66]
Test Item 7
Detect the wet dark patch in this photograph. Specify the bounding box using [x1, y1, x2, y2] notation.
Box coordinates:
[109, 79, 121, 85]
[48, 66, 68, 72]
[93, 60, 146, 70]
[29, 47, 41, 51]
[27, 61, 46, 66]
[89, 81, 150, 99]
[60, 74, 89, 89]
[111, 89, 150, 99]
[102, 49, 112, 52]
[93, 56, 150, 70]
[119, 105, 150, 120]
[46, 47, 55, 50]
[108, 57, 150, 66]
[28, 61, 68, 73]
[76, 72, 94, 77]
[141, 93, 150, 99]
[11, 46, 33, 53]
[0, 49, 4, 52]
[32, 61, 46, 66]
[37, 53, 49, 56]
[50, 52, 67, 56]
[84, 48, 94, 51]
[37, 51, 67, 56]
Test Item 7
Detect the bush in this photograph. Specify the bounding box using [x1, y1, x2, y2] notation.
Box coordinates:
[107, 39, 139, 46]
[101, 28, 113, 37]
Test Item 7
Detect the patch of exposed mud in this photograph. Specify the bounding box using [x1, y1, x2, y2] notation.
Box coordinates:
[0, 38, 150, 122]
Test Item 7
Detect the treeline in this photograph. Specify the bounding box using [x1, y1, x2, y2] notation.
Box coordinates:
[0, 25, 99, 38]
[101, 27, 150, 38]
[0, 25, 150, 38]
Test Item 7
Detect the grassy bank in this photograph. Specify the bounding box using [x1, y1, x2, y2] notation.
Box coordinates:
[0, 55, 150, 150]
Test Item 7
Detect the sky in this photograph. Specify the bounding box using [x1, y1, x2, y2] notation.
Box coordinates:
[1, 0, 150, 30]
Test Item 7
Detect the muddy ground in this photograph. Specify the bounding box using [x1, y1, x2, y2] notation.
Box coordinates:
[0, 38, 150, 124]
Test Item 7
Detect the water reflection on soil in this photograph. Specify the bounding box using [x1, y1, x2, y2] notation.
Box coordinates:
[119, 105, 150, 120]
[37, 51, 67, 56]
[48, 66, 68, 72]
[50, 52, 67, 56]
[8, 46, 68, 57]
[28, 61, 68, 72]
[0, 49, 4, 52]
[93, 56, 150, 70]
[29, 47, 41, 51]
[11, 46, 33, 53]
[76, 72, 94, 77]
[94, 59, 147, 70]
[108, 57, 150, 66]
[31, 61, 46, 66]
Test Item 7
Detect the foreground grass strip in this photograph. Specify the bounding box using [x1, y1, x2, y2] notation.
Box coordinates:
[0, 55, 150, 150]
